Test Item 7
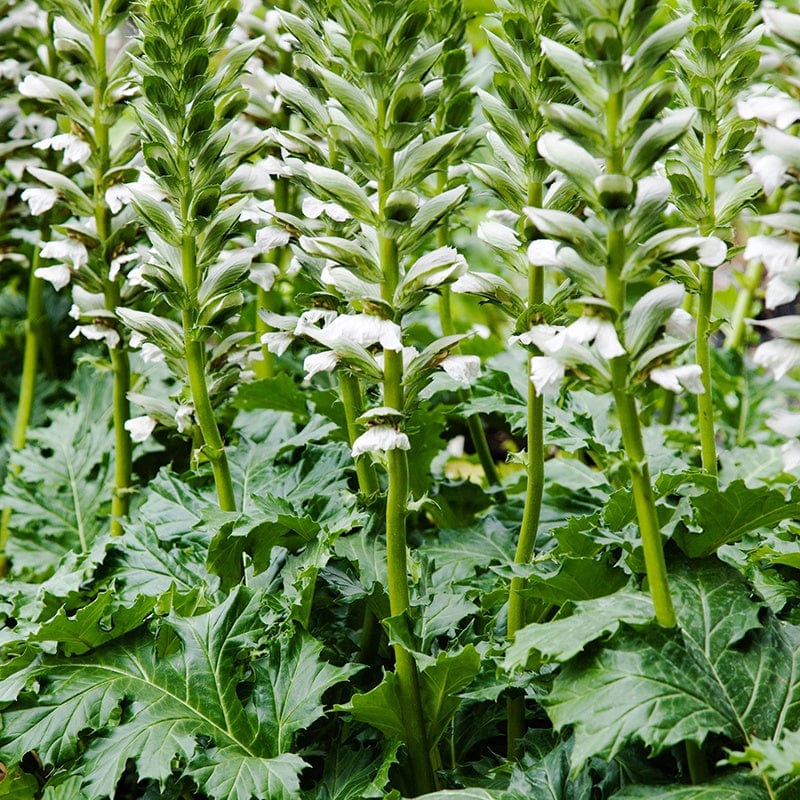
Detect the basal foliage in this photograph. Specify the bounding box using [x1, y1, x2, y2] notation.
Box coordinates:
[3, 0, 800, 799]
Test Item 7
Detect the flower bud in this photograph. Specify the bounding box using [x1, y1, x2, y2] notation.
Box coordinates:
[384, 189, 419, 221]
[594, 174, 635, 210]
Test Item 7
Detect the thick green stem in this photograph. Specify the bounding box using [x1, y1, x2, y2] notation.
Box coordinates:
[507, 261, 545, 756]
[0, 248, 48, 573]
[377, 96, 435, 794]
[696, 266, 717, 476]
[725, 258, 764, 351]
[695, 132, 718, 477]
[340, 371, 379, 496]
[181, 287, 237, 512]
[92, 3, 132, 536]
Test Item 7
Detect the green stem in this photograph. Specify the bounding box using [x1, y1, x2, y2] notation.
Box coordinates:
[181, 302, 237, 513]
[92, 1, 132, 536]
[507, 252, 545, 757]
[340, 371, 379, 496]
[685, 740, 709, 783]
[604, 87, 675, 627]
[725, 258, 764, 351]
[696, 132, 718, 478]
[696, 266, 717, 476]
[0, 247, 47, 574]
[377, 95, 436, 795]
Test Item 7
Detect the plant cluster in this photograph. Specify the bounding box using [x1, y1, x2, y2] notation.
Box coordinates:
[2, 1, 800, 799]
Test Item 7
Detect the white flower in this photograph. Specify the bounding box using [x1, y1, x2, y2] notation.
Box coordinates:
[530, 356, 565, 396]
[635, 176, 672, 205]
[248, 263, 279, 292]
[18, 74, 52, 99]
[34, 263, 71, 291]
[753, 338, 800, 380]
[140, 343, 165, 363]
[40, 239, 88, 269]
[649, 365, 705, 394]
[302, 196, 350, 222]
[351, 425, 411, 457]
[0, 58, 23, 81]
[404, 247, 466, 289]
[527, 239, 561, 266]
[21, 187, 57, 215]
[563, 317, 625, 359]
[665, 308, 694, 340]
[33, 133, 91, 165]
[513, 324, 566, 353]
[748, 154, 787, 196]
[70, 324, 121, 349]
[767, 409, 800, 438]
[124, 415, 157, 443]
[477, 220, 520, 251]
[174, 404, 194, 433]
[781, 441, 800, 472]
[255, 225, 291, 250]
[440, 355, 481, 387]
[311, 313, 403, 352]
[744, 235, 800, 309]
[303, 350, 339, 380]
[261, 331, 294, 356]
[738, 91, 800, 129]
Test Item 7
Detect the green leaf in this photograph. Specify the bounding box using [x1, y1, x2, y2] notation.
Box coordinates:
[545, 560, 800, 769]
[232, 375, 311, 422]
[251, 635, 361, 753]
[505, 591, 654, 669]
[714, 175, 762, 227]
[344, 646, 480, 749]
[541, 38, 606, 112]
[0, 589, 347, 800]
[625, 109, 695, 178]
[312, 742, 399, 800]
[0, 765, 38, 799]
[394, 131, 462, 190]
[676, 481, 800, 558]
[610, 777, 767, 799]
[411, 792, 504, 800]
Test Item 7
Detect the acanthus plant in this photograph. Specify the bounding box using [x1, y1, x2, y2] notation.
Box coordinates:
[3, 0, 141, 547]
[3, 1, 800, 800]
[265, 1, 486, 791]
[118, 0, 261, 511]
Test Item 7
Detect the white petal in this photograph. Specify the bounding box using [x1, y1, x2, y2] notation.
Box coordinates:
[649, 365, 705, 394]
[782, 441, 800, 472]
[749, 154, 787, 196]
[21, 187, 57, 215]
[124, 415, 157, 443]
[303, 350, 339, 379]
[106, 184, 133, 214]
[697, 237, 728, 267]
[477, 220, 520, 252]
[174, 404, 194, 433]
[743, 235, 798, 272]
[351, 425, 411, 457]
[18, 74, 51, 99]
[527, 239, 560, 266]
[255, 225, 291, 249]
[665, 308, 694, 340]
[766, 274, 800, 310]
[40, 239, 88, 269]
[514, 324, 566, 353]
[314, 314, 403, 352]
[594, 320, 626, 359]
[754, 338, 800, 380]
[767, 410, 800, 438]
[530, 356, 564, 396]
[440, 355, 481, 387]
[34, 263, 71, 290]
[261, 331, 294, 356]
[565, 316, 601, 344]
[248, 263, 279, 292]
[70, 323, 121, 349]
[140, 343, 165, 363]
